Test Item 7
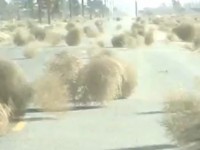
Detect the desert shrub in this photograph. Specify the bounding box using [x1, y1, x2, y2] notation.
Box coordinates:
[0, 58, 33, 118]
[125, 35, 138, 48]
[111, 34, 126, 47]
[65, 28, 81, 46]
[13, 29, 34, 46]
[83, 26, 99, 38]
[145, 30, 154, 45]
[0, 104, 10, 135]
[95, 20, 104, 33]
[167, 33, 180, 42]
[65, 22, 76, 31]
[119, 64, 137, 99]
[76, 56, 124, 105]
[34, 73, 68, 111]
[173, 23, 195, 42]
[46, 51, 82, 100]
[45, 30, 62, 46]
[23, 41, 41, 59]
[30, 26, 46, 41]
[136, 35, 145, 46]
[163, 91, 200, 150]
[193, 36, 200, 49]
[131, 23, 146, 36]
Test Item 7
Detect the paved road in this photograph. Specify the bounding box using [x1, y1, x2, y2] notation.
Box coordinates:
[1, 42, 200, 150]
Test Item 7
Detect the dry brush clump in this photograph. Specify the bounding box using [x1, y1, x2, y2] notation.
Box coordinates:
[65, 22, 76, 31]
[0, 104, 10, 136]
[95, 20, 104, 33]
[119, 63, 137, 99]
[75, 56, 124, 105]
[29, 26, 46, 41]
[46, 51, 82, 101]
[34, 73, 69, 111]
[131, 23, 146, 37]
[23, 41, 41, 59]
[173, 23, 196, 42]
[163, 91, 200, 150]
[0, 58, 33, 118]
[65, 28, 81, 46]
[83, 26, 99, 38]
[145, 30, 154, 46]
[112, 33, 143, 48]
[13, 28, 34, 46]
[45, 30, 62, 46]
[111, 34, 126, 47]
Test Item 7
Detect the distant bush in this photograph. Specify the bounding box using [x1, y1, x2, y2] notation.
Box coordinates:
[145, 30, 154, 45]
[30, 26, 46, 41]
[65, 22, 76, 31]
[23, 41, 41, 59]
[173, 23, 195, 42]
[111, 34, 126, 47]
[65, 28, 81, 46]
[45, 30, 62, 46]
[83, 26, 99, 38]
[13, 29, 34, 46]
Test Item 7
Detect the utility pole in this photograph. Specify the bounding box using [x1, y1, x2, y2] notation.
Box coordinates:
[81, 0, 84, 17]
[135, 0, 138, 17]
[69, 0, 72, 18]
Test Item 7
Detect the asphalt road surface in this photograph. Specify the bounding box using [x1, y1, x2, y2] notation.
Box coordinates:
[0, 42, 200, 150]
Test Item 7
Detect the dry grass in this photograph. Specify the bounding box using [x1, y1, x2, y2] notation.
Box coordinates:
[76, 56, 124, 105]
[46, 51, 82, 100]
[45, 30, 62, 46]
[0, 104, 10, 136]
[13, 28, 34, 46]
[163, 91, 200, 149]
[0, 58, 32, 118]
[23, 41, 41, 59]
[83, 26, 99, 38]
[34, 73, 68, 111]
[145, 30, 154, 46]
[173, 23, 195, 42]
[65, 28, 81, 46]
